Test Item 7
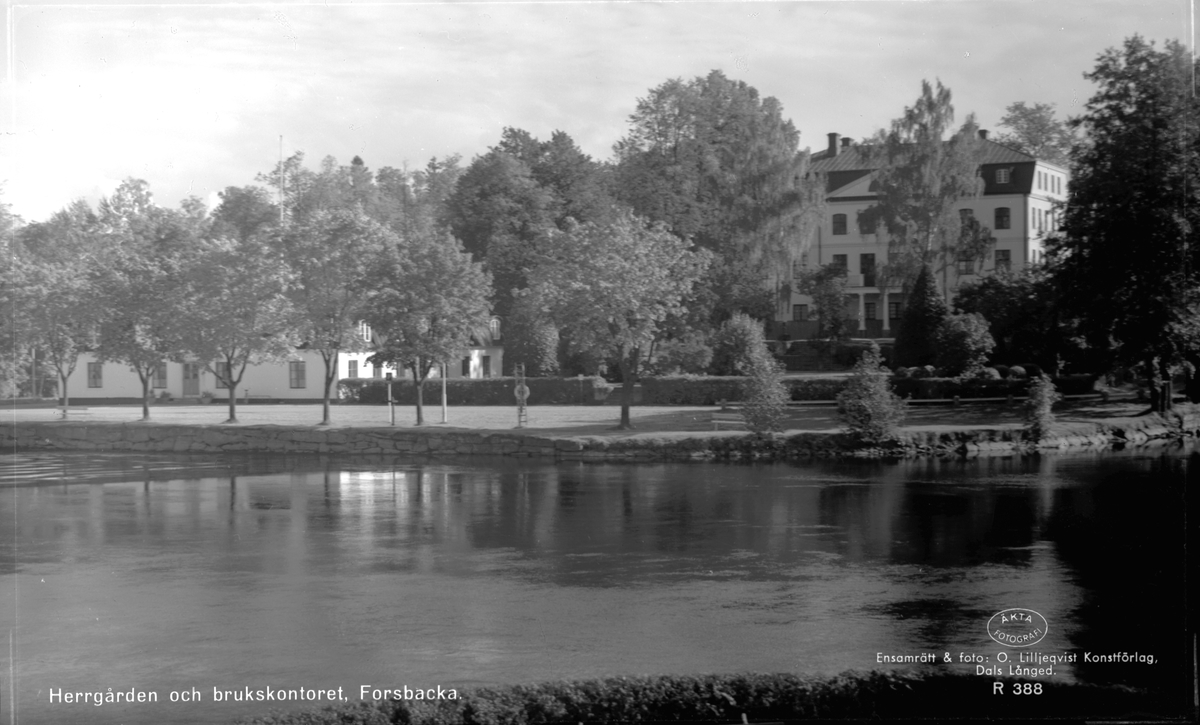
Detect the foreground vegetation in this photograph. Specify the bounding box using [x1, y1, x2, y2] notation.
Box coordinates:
[234, 670, 1166, 724]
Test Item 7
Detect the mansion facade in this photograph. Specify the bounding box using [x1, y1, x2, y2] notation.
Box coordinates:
[775, 130, 1068, 340]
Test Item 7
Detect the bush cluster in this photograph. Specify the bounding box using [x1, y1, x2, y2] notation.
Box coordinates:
[742, 356, 789, 434]
[338, 376, 611, 406]
[236, 671, 1151, 725]
[837, 343, 906, 443]
[1025, 374, 1063, 442]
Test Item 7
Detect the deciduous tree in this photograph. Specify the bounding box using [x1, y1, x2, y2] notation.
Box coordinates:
[993, 101, 1073, 166]
[281, 208, 398, 425]
[175, 236, 297, 423]
[522, 211, 710, 429]
[858, 80, 988, 297]
[362, 229, 492, 426]
[1048, 36, 1200, 411]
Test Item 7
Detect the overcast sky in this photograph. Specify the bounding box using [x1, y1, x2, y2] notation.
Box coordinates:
[2, 0, 1193, 222]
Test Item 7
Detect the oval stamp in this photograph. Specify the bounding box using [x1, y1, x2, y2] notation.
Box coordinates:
[987, 608, 1048, 647]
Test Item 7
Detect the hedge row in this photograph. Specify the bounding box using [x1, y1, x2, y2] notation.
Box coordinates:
[236, 670, 1160, 725]
[338, 377, 613, 406]
[337, 374, 1094, 405]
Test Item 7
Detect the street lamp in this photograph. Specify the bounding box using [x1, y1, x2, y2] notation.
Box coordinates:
[385, 371, 395, 426]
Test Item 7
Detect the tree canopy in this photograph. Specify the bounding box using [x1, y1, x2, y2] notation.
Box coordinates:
[859, 80, 988, 295]
[1048, 36, 1199, 409]
[522, 210, 710, 428]
[993, 101, 1073, 166]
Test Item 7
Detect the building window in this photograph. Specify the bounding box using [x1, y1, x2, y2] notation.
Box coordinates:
[373, 364, 382, 378]
[996, 168, 1011, 184]
[488, 317, 501, 342]
[860, 253, 876, 287]
[461, 357, 471, 377]
[481, 356, 492, 378]
[791, 253, 809, 278]
[864, 302, 876, 321]
[888, 302, 902, 320]
[792, 304, 809, 321]
[348, 360, 358, 378]
[832, 254, 847, 270]
[153, 363, 167, 389]
[359, 322, 372, 343]
[831, 214, 847, 235]
[215, 362, 229, 389]
[994, 249, 1011, 272]
[87, 362, 102, 388]
[289, 361, 306, 389]
[994, 207, 1011, 230]
[959, 208, 974, 221]
[957, 250, 975, 275]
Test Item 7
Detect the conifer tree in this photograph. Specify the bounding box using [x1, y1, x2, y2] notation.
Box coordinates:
[894, 265, 948, 368]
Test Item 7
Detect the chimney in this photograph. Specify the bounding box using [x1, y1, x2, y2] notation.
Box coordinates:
[978, 129, 989, 140]
[827, 132, 840, 157]
[841, 137, 852, 148]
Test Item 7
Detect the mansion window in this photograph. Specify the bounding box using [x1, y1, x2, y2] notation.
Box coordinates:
[957, 251, 976, 275]
[87, 362, 103, 388]
[461, 358, 471, 377]
[792, 304, 809, 322]
[995, 168, 1011, 185]
[373, 365, 382, 378]
[359, 321, 372, 343]
[864, 302, 877, 321]
[489, 317, 502, 342]
[832, 214, 847, 235]
[959, 208, 974, 221]
[994, 250, 1011, 272]
[289, 361, 306, 389]
[888, 302, 902, 320]
[348, 360, 359, 378]
[994, 207, 1010, 230]
[481, 356, 492, 378]
[831, 254, 848, 270]
[153, 363, 167, 389]
[215, 362, 230, 389]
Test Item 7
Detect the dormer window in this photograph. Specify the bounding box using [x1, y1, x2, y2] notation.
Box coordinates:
[996, 168, 1011, 184]
[359, 321, 372, 343]
[488, 317, 501, 342]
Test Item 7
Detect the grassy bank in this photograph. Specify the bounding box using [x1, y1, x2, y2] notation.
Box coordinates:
[233, 670, 1166, 724]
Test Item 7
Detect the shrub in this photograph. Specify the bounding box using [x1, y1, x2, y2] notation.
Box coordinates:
[993, 364, 1010, 379]
[894, 265, 948, 367]
[645, 332, 714, 376]
[641, 376, 746, 405]
[934, 313, 995, 377]
[1008, 365, 1027, 379]
[742, 356, 789, 435]
[709, 313, 769, 376]
[1024, 374, 1062, 442]
[1016, 362, 1044, 378]
[837, 342, 907, 443]
[787, 378, 849, 401]
[979, 367, 1001, 380]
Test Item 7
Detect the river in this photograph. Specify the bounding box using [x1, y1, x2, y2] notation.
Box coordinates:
[3, 445, 1194, 724]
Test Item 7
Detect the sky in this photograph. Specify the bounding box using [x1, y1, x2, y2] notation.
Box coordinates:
[1, 0, 1194, 223]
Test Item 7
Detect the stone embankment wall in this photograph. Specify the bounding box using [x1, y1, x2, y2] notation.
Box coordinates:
[4, 406, 1198, 461]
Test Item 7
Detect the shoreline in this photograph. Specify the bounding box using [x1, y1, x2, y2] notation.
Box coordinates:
[5, 404, 1197, 461]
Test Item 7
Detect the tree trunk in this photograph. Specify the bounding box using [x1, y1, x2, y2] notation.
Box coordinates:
[617, 346, 638, 430]
[320, 350, 337, 426]
[58, 370, 69, 419]
[1159, 359, 1173, 413]
[226, 382, 239, 423]
[412, 362, 425, 426]
[1145, 358, 1162, 414]
[140, 371, 151, 421]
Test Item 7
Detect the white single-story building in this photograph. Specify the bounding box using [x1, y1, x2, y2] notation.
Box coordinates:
[56, 319, 505, 403]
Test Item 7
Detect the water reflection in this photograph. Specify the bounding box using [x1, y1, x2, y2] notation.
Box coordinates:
[2, 446, 1193, 724]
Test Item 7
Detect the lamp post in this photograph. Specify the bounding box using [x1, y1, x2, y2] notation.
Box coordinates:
[385, 371, 395, 426]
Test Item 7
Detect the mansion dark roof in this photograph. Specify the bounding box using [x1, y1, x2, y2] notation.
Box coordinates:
[809, 139, 1045, 196]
